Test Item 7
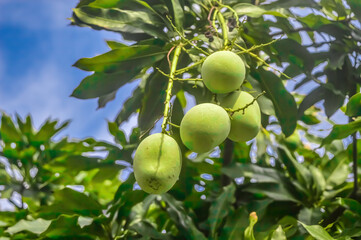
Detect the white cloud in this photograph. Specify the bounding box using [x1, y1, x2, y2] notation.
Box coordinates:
[0, 0, 74, 30]
[0, 61, 75, 127]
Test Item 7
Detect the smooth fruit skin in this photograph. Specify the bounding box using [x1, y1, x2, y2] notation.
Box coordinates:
[220, 91, 261, 142]
[180, 103, 231, 153]
[133, 133, 182, 194]
[201, 51, 246, 94]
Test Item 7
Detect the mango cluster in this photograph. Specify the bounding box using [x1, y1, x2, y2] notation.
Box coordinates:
[133, 50, 261, 194]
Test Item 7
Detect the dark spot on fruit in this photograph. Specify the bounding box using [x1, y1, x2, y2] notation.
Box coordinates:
[148, 177, 161, 190]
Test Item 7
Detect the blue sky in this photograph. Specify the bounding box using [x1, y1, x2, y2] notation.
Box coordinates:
[0, 0, 138, 141]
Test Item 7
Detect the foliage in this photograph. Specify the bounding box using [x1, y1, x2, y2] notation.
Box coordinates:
[1, 0, 361, 239]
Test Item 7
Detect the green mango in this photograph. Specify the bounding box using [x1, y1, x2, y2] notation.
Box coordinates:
[220, 91, 261, 142]
[201, 51, 246, 94]
[180, 103, 230, 153]
[133, 133, 182, 194]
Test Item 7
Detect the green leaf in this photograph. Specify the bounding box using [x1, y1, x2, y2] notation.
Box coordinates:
[73, 45, 166, 72]
[130, 220, 171, 240]
[244, 182, 300, 203]
[138, 59, 168, 132]
[346, 93, 361, 117]
[108, 121, 127, 145]
[298, 207, 323, 225]
[72, 53, 164, 99]
[278, 147, 311, 189]
[161, 193, 207, 240]
[42, 215, 93, 239]
[347, 0, 361, 22]
[0, 113, 22, 143]
[270, 225, 286, 240]
[309, 165, 326, 199]
[166, 0, 184, 31]
[208, 183, 236, 238]
[15, 114, 33, 137]
[6, 219, 51, 235]
[323, 153, 349, 188]
[31, 119, 70, 145]
[337, 198, 361, 216]
[38, 188, 103, 219]
[73, 6, 169, 40]
[97, 91, 116, 109]
[273, 39, 315, 72]
[115, 83, 144, 125]
[222, 163, 281, 183]
[298, 87, 325, 118]
[220, 208, 249, 240]
[232, 3, 287, 18]
[299, 222, 335, 240]
[321, 119, 361, 146]
[251, 68, 297, 137]
[88, 0, 121, 8]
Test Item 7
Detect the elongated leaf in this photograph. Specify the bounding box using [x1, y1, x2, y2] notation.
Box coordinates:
[232, 3, 287, 18]
[108, 121, 127, 145]
[138, 59, 168, 132]
[273, 39, 315, 72]
[73, 6, 169, 40]
[337, 198, 361, 216]
[97, 91, 116, 109]
[309, 165, 326, 199]
[115, 86, 143, 125]
[264, 0, 319, 8]
[251, 68, 297, 137]
[208, 183, 236, 238]
[15, 114, 33, 137]
[298, 87, 325, 118]
[166, 0, 184, 31]
[38, 188, 103, 219]
[130, 220, 171, 240]
[161, 193, 207, 240]
[74, 45, 166, 72]
[270, 225, 286, 240]
[220, 208, 248, 240]
[321, 119, 361, 146]
[72, 54, 164, 99]
[278, 147, 311, 190]
[299, 222, 335, 240]
[323, 153, 349, 187]
[31, 120, 70, 145]
[298, 207, 323, 225]
[222, 163, 281, 183]
[347, 0, 361, 22]
[245, 182, 299, 202]
[41, 215, 93, 239]
[0, 114, 22, 143]
[346, 93, 361, 117]
[6, 219, 51, 235]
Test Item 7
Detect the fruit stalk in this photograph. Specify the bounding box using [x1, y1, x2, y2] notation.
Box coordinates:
[217, 11, 228, 48]
[161, 45, 182, 133]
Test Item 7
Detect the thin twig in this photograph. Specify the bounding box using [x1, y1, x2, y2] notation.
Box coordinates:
[168, 122, 180, 128]
[235, 36, 284, 55]
[156, 67, 202, 81]
[139, 115, 163, 140]
[224, 91, 265, 116]
[167, 46, 175, 69]
[234, 43, 292, 80]
[207, 6, 216, 31]
[175, 58, 206, 75]
[166, 15, 209, 56]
